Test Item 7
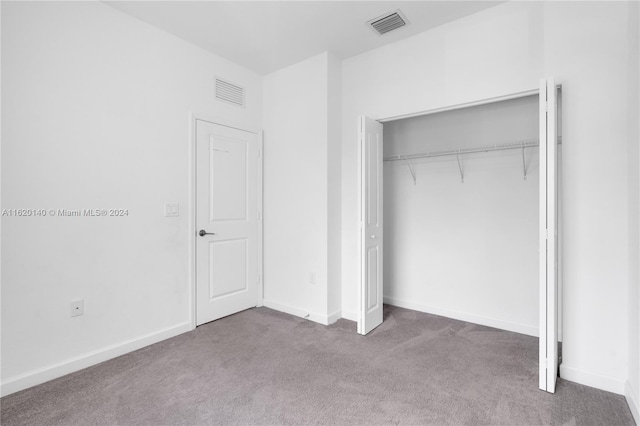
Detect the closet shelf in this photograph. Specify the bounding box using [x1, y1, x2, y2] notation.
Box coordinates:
[383, 138, 562, 183]
[383, 139, 542, 162]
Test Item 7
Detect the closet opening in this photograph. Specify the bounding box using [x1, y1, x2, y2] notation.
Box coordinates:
[358, 82, 561, 392]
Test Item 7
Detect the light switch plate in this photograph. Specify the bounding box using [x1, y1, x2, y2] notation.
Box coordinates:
[165, 202, 179, 217]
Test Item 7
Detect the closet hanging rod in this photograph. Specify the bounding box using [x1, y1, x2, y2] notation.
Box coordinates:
[383, 138, 561, 162]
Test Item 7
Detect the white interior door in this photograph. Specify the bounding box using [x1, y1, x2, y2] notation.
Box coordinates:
[539, 78, 559, 393]
[358, 116, 384, 335]
[196, 119, 259, 325]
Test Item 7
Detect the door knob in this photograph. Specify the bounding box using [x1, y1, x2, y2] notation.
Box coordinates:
[370, 234, 376, 239]
[199, 230, 215, 237]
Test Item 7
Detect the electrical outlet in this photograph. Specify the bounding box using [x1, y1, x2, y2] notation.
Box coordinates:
[71, 299, 84, 317]
[310, 272, 316, 285]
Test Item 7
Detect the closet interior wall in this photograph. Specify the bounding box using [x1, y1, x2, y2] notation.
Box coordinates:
[383, 95, 551, 337]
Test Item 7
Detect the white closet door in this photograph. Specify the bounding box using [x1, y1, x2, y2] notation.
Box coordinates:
[539, 78, 559, 393]
[358, 116, 384, 335]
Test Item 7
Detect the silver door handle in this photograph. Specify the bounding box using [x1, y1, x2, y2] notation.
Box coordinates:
[370, 234, 376, 239]
[199, 230, 215, 237]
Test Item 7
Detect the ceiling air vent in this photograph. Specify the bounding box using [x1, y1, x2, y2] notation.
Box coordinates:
[215, 78, 245, 108]
[367, 10, 409, 36]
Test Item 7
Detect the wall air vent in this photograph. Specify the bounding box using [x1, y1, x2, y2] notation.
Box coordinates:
[367, 10, 409, 36]
[215, 78, 245, 108]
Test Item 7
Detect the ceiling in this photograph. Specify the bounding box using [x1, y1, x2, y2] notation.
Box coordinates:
[106, 1, 504, 75]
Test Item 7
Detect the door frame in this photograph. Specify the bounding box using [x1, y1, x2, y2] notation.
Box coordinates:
[188, 113, 264, 330]
[358, 84, 561, 390]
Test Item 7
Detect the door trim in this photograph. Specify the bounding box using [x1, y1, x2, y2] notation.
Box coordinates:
[378, 89, 541, 123]
[188, 112, 263, 330]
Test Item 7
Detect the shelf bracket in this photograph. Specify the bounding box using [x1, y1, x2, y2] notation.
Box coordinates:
[405, 158, 416, 185]
[456, 152, 464, 183]
[521, 143, 527, 180]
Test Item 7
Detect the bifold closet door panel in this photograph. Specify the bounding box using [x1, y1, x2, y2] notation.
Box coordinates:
[358, 116, 384, 336]
[539, 77, 559, 394]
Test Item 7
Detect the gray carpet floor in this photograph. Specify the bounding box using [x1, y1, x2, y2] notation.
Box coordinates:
[1, 305, 635, 425]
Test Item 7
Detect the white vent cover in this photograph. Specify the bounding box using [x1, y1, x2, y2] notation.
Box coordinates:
[215, 78, 245, 107]
[367, 10, 409, 35]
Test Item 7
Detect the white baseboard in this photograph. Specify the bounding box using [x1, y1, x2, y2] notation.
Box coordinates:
[327, 310, 342, 325]
[262, 299, 333, 325]
[384, 296, 538, 337]
[1, 321, 192, 397]
[625, 380, 640, 424]
[559, 364, 626, 395]
[341, 310, 358, 322]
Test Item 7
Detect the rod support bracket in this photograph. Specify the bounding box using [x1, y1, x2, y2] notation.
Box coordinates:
[456, 152, 464, 183]
[405, 158, 416, 185]
[521, 143, 528, 180]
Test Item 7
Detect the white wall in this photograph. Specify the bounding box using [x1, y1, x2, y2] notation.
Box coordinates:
[626, 1, 640, 422]
[383, 96, 540, 336]
[342, 1, 631, 394]
[262, 52, 341, 324]
[1, 1, 262, 396]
